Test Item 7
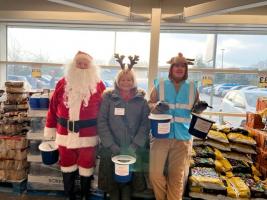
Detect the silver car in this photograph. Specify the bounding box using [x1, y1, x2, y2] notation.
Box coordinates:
[221, 90, 267, 126]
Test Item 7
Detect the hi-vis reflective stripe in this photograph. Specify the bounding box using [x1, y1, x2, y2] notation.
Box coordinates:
[171, 117, 191, 123]
[189, 81, 194, 107]
[159, 79, 165, 101]
[169, 103, 192, 110]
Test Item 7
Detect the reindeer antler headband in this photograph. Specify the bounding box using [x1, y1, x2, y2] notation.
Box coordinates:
[167, 52, 195, 65]
[114, 53, 139, 70]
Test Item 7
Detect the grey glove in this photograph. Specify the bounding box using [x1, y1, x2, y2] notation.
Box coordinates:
[192, 101, 211, 114]
[110, 144, 120, 155]
[152, 101, 170, 114]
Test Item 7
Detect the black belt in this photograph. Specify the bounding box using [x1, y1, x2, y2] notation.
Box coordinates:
[57, 117, 97, 133]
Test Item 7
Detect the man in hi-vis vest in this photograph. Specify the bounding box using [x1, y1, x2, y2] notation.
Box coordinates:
[148, 53, 208, 200]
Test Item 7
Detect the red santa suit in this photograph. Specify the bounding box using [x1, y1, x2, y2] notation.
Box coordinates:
[44, 78, 105, 177]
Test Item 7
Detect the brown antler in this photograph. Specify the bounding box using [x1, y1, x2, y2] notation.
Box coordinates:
[114, 53, 126, 69]
[128, 55, 139, 70]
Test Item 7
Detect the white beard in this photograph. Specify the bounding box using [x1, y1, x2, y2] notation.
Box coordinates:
[64, 63, 100, 120]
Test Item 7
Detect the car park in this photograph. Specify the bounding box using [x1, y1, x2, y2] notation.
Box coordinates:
[221, 90, 267, 126]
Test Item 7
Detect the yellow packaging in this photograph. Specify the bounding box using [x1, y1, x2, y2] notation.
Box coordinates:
[225, 171, 234, 178]
[228, 177, 250, 198]
[214, 148, 224, 160]
[227, 133, 256, 145]
[215, 158, 232, 173]
[208, 130, 229, 143]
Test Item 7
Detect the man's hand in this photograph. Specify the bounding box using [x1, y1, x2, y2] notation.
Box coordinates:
[192, 101, 210, 114]
[152, 101, 170, 114]
[110, 144, 120, 155]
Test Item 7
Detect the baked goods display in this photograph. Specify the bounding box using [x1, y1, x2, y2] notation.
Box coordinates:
[0, 81, 29, 181]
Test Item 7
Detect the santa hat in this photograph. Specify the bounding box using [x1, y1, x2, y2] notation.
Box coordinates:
[74, 51, 93, 62]
[167, 52, 194, 65]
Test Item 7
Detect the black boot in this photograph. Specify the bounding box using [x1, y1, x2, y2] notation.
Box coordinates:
[121, 184, 131, 200]
[80, 175, 93, 200]
[62, 172, 76, 200]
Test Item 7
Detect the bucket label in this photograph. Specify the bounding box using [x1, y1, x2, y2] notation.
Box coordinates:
[115, 164, 129, 176]
[158, 122, 170, 134]
[194, 118, 211, 133]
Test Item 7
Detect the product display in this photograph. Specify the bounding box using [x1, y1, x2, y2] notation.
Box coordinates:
[26, 91, 64, 191]
[188, 124, 267, 199]
[0, 82, 29, 182]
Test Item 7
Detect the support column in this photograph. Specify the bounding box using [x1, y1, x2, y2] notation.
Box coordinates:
[148, 8, 161, 94]
[0, 24, 7, 87]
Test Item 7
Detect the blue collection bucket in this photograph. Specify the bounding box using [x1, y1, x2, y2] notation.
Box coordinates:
[39, 97, 49, 109]
[111, 155, 136, 183]
[39, 141, 59, 165]
[189, 113, 215, 139]
[149, 114, 172, 138]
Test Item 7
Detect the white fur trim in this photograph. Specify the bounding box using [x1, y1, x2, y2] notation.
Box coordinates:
[79, 166, 94, 177]
[55, 133, 98, 148]
[61, 164, 78, 173]
[44, 127, 56, 140]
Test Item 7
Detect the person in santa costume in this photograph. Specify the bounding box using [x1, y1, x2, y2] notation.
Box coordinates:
[44, 51, 106, 200]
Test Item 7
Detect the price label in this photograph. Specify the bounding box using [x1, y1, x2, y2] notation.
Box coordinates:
[32, 68, 41, 78]
[202, 72, 213, 86]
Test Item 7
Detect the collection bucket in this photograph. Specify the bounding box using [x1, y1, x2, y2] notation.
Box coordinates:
[111, 155, 136, 183]
[29, 96, 40, 110]
[39, 141, 59, 165]
[39, 97, 49, 109]
[189, 113, 215, 139]
[149, 114, 172, 138]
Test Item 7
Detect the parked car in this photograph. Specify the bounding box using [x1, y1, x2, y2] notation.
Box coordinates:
[221, 90, 267, 126]
[239, 85, 257, 91]
[221, 85, 249, 97]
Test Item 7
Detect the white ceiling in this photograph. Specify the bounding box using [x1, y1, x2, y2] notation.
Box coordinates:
[1, 0, 267, 25]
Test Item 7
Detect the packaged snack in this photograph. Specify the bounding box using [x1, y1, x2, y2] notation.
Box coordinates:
[213, 148, 224, 160]
[230, 127, 249, 136]
[227, 132, 256, 146]
[224, 176, 250, 198]
[194, 146, 215, 158]
[230, 142, 256, 154]
[205, 139, 231, 152]
[222, 152, 253, 163]
[243, 178, 265, 198]
[192, 157, 215, 168]
[190, 167, 226, 190]
[215, 158, 232, 173]
[217, 125, 231, 133]
[228, 159, 251, 173]
[207, 130, 229, 144]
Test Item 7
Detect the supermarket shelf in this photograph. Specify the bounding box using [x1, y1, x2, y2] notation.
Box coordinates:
[28, 109, 48, 117]
[27, 174, 64, 191]
[27, 154, 42, 163]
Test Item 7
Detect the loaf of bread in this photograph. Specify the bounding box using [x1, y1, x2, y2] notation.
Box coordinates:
[5, 81, 24, 88]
